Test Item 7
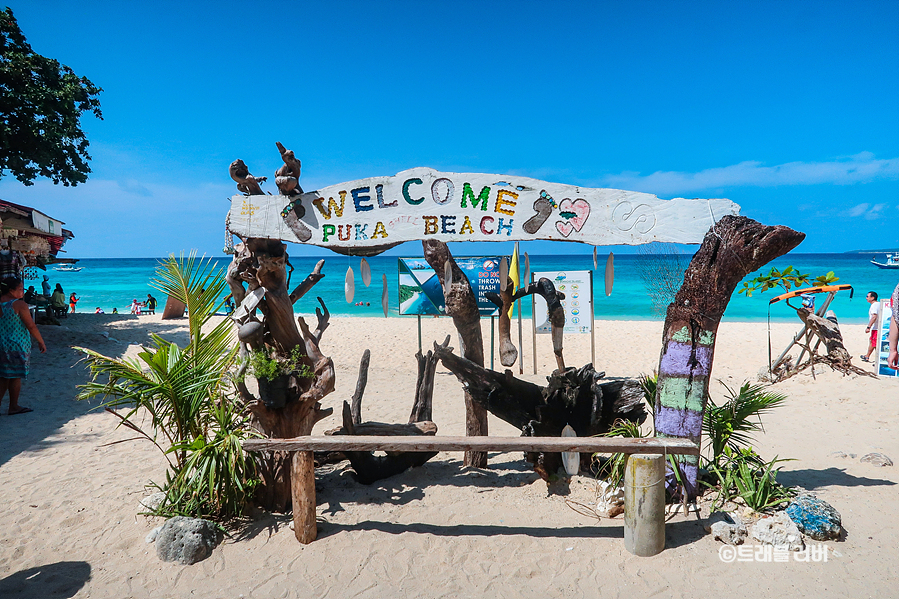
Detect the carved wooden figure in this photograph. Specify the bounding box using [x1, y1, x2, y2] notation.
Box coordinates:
[229, 159, 267, 196]
[275, 141, 303, 196]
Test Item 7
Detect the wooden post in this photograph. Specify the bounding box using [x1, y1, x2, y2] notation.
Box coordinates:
[654, 216, 804, 499]
[624, 453, 665, 557]
[291, 449, 317, 543]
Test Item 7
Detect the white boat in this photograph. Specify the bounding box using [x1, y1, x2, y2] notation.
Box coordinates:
[871, 253, 899, 269]
[53, 265, 83, 272]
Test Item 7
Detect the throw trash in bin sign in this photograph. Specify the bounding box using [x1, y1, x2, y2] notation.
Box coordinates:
[533, 270, 593, 334]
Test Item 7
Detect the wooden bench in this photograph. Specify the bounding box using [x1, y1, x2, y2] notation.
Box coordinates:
[243, 435, 699, 554]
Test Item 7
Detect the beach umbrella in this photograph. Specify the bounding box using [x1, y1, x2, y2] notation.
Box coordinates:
[381, 273, 389, 317]
[605, 253, 614, 297]
[345, 266, 355, 303]
[360, 257, 372, 287]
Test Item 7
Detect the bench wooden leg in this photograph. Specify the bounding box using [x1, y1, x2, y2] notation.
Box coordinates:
[292, 450, 317, 543]
[624, 453, 665, 557]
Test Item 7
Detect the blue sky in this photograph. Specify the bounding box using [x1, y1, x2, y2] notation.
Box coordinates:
[2, 1, 897, 258]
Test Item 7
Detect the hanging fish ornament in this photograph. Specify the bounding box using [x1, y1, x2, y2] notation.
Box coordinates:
[524, 252, 531, 285]
[345, 266, 355, 303]
[593, 246, 598, 270]
[381, 273, 389, 317]
[605, 253, 614, 297]
[499, 257, 508, 292]
[360, 257, 372, 287]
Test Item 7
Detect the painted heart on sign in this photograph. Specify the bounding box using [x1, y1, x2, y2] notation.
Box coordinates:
[554, 198, 590, 237]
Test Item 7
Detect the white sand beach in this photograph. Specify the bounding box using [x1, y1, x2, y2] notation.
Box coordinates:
[0, 313, 896, 598]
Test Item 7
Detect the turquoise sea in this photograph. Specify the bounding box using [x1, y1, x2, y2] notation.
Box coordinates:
[33, 253, 898, 324]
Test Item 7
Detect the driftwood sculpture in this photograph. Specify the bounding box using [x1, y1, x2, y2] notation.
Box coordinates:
[653, 215, 805, 500]
[421, 240, 489, 467]
[275, 141, 303, 196]
[767, 309, 875, 381]
[487, 277, 567, 369]
[434, 340, 647, 480]
[229, 159, 267, 196]
[324, 340, 448, 484]
[226, 161, 335, 542]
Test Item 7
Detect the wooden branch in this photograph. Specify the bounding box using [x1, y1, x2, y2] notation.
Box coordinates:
[289, 259, 325, 304]
[351, 349, 370, 424]
[334, 401, 439, 485]
[797, 309, 851, 366]
[225, 242, 254, 307]
[296, 316, 336, 406]
[248, 238, 309, 358]
[422, 239, 488, 467]
[410, 335, 449, 422]
[244, 435, 699, 455]
[311, 297, 330, 345]
[486, 278, 518, 367]
[434, 341, 647, 479]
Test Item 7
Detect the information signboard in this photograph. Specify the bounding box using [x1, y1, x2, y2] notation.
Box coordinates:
[398, 256, 502, 316]
[532, 270, 593, 334]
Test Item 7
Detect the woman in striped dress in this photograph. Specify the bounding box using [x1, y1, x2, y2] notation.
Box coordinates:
[0, 276, 47, 415]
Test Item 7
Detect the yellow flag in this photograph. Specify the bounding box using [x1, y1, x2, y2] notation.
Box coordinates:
[508, 243, 520, 318]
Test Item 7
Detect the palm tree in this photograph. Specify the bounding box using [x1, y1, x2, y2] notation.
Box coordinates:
[76, 253, 258, 519]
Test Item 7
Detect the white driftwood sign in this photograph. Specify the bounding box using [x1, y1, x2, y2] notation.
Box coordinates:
[227, 167, 740, 255]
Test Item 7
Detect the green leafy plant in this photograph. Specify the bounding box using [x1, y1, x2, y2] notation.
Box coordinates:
[594, 419, 647, 489]
[75, 252, 259, 520]
[703, 381, 788, 469]
[248, 344, 315, 381]
[738, 265, 839, 298]
[706, 447, 796, 513]
[639, 373, 658, 410]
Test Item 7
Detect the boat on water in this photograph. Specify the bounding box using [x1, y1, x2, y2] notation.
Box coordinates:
[53, 265, 83, 272]
[870, 253, 899, 269]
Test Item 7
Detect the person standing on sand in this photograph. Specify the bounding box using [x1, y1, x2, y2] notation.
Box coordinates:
[889, 282, 899, 370]
[861, 291, 880, 363]
[41, 274, 51, 298]
[146, 293, 157, 313]
[0, 276, 47, 415]
[69, 292, 79, 313]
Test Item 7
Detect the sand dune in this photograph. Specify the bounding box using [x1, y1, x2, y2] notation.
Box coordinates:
[0, 313, 896, 598]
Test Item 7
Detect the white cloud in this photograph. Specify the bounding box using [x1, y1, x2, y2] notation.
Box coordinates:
[847, 203, 870, 217]
[842, 202, 890, 220]
[600, 153, 899, 195]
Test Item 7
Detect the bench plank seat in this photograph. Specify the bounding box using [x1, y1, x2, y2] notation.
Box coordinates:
[243, 435, 699, 455]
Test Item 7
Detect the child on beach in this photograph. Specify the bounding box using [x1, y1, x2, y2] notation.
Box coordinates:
[69, 292, 79, 313]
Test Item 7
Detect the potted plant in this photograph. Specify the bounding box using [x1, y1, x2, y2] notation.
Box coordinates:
[248, 346, 314, 409]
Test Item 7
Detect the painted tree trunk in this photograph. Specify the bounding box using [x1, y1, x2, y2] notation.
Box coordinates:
[421, 240, 489, 467]
[654, 215, 804, 499]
